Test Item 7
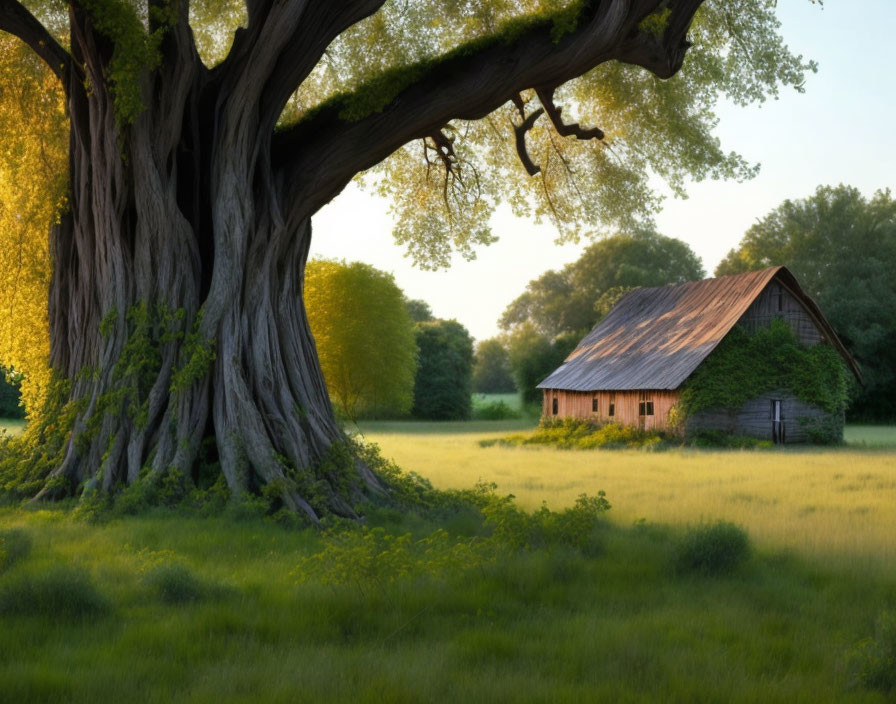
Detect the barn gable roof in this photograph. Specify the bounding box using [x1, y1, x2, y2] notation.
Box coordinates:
[537, 266, 860, 391]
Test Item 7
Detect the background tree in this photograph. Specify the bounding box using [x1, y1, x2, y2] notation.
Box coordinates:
[501, 230, 705, 337]
[716, 185, 896, 420]
[0, 368, 25, 419]
[412, 320, 474, 421]
[472, 338, 516, 394]
[304, 260, 417, 422]
[0, 0, 815, 515]
[506, 324, 580, 407]
[404, 298, 435, 323]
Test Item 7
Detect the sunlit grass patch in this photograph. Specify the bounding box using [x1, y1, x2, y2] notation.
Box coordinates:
[362, 422, 896, 577]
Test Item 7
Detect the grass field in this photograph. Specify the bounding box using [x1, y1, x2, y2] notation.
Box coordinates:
[0, 417, 26, 436]
[359, 420, 896, 577]
[1, 415, 895, 700]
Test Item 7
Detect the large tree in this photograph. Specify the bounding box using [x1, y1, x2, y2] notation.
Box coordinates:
[716, 185, 896, 420]
[0, 0, 814, 517]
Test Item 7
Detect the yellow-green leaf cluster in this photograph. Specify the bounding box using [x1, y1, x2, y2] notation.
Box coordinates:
[0, 37, 67, 415]
[304, 259, 417, 421]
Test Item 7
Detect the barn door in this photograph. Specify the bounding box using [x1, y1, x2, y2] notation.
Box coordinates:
[771, 400, 784, 444]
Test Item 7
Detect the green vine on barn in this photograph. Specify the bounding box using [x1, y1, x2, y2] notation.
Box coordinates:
[678, 319, 851, 422]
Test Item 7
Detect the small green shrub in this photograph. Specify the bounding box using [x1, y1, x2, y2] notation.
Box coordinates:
[848, 610, 896, 693]
[293, 526, 488, 589]
[0, 528, 32, 572]
[143, 563, 206, 604]
[71, 488, 112, 523]
[494, 418, 666, 450]
[673, 521, 750, 576]
[472, 401, 520, 420]
[799, 415, 844, 445]
[0, 565, 108, 618]
[689, 429, 773, 449]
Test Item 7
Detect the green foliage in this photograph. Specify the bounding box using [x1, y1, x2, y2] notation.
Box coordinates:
[293, 0, 815, 269]
[673, 521, 751, 576]
[638, 7, 671, 39]
[472, 338, 516, 394]
[294, 526, 488, 591]
[688, 429, 773, 449]
[0, 565, 108, 619]
[0, 373, 80, 499]
[472, 400, 520, 421]
[295, 479, 611, 591]
[0, 528, 31, 572]
[848, 610, 896, 694]
[143, 562, 207, 604]
[80, 0, 175, 126]
[679, 320, 851, 420]
[505, 324, 579, 406]
[404, 298, 434, 323]
[480, 491, 610, 554]
[491, 417, 665, 450]
[298, 1, 590, 125]
[412, 319, 474, 421]
[798, 415, 844, 446]
[305, 260, 418, 421]
[500, 230, 705, 338]
[72, 487, 113, 524]
[716, 185, 896, 420]
[170, 311, 215, 393]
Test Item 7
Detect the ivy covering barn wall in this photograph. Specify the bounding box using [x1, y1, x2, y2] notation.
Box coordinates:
[677, 320, 851, 441]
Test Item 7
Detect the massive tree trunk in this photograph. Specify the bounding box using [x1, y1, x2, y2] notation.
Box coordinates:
[38, 6, 376, 519]
[1, 0, 704, 516]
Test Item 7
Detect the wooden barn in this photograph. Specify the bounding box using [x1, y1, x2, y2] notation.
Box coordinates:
[537, 266, 861, 443]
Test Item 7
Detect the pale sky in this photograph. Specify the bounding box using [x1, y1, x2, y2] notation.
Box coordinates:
[310, 1, 896, 342]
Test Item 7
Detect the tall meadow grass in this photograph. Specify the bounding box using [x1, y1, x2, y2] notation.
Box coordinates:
[361, 422, 896, 577]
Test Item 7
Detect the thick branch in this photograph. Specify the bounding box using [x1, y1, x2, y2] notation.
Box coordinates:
[0, 0, 71, 83]
[536, 86, 604, 141]
[259, 0, 386, 124]
[214, 0, 386, 133]
[274, 0, 703, 220]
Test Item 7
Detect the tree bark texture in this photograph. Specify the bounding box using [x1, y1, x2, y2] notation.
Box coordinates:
[1, 0, 704, 516]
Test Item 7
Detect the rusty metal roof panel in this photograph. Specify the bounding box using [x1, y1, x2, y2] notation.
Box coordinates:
[537, 267, 784, 391]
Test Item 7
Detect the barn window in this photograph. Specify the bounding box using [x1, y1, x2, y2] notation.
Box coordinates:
[772, 287, 784, 313]
[552, 397, 558, 415]
[638, 391, 654, 416]
[608, 393, 615, 417]
[592, 397, 598, 413]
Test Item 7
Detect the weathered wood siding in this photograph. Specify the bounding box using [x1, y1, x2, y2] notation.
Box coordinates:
[737, 281, 824, 345]
[543, 389, 680, 431]
[685, 391, 843, 443]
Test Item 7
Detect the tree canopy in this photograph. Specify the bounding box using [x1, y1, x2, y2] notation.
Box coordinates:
[304, 260, 417, 421]
[501, 229, 705, 337]
[0, 0, 821, 515]
[412, 319, 474, 420]
[473, 339, 516, 394]
[716, 185, 896, 420]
